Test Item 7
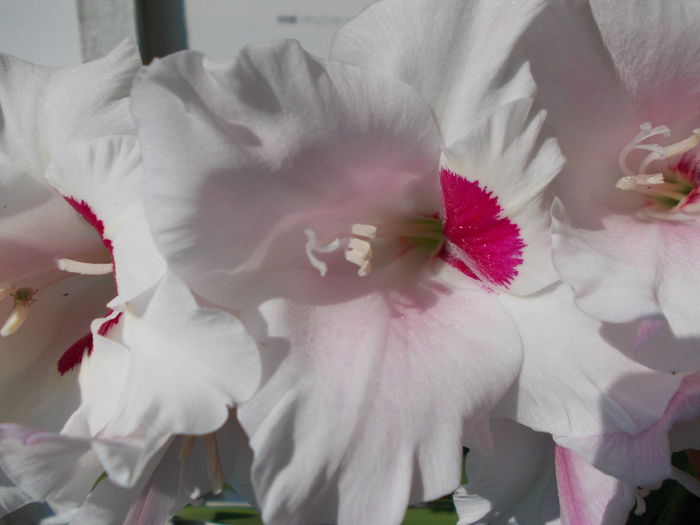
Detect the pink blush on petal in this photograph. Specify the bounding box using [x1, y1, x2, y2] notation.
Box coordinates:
[439, 168, 524, 288]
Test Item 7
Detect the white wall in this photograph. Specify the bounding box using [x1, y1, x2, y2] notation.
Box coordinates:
[184, 0, 373, 60]
[0, 0, 81, 65]
[0, 0, 375, 66]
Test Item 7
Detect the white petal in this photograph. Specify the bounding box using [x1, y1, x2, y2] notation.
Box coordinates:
[442, 99, 564, 295]
[45, 135, 166, 304]
[496, 283, 682, 440]
[0, 467, 33, 516]
[558, 373, 700, 487]
[0, 43, 140, 307]
[331, 0, 545, 144]
[70, 443, 172, 525]
[239, 280, 521, 525]
[0, 424, 102, 505]
[454, 419, 558, 525]
[0, 275, 114, 432]
[555, 445, 635, 525]
[600, 316, 700, 376]
[554, 202, 700, 339]
[133, 40, 441, 309]
[552, 204, 662, 325]
[0, 40, 139, 183]
[72, 273, 260, 487]
[656, 225, 700, 338]
[525, 1, 646, 222]
[589, 0, 700, 131]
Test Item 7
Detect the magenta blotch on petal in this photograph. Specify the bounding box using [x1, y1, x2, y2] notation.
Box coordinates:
[439, 168, 525, 287]
[57, 312, 123, 375]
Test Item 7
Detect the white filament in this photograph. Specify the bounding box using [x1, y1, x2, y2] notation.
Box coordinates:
[618, 123, 671, 179]
[617, 123, 700, 192]
[178, 434, 225, 499]
[204, 434, 224, 495]
[633, 482, 662, 516]
[304, 229, 341, 277]
[56, 258, 113, 276]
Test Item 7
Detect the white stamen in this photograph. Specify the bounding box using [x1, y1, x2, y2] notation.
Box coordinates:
[347, 237, 372, 258]
[665, 129, 700, 158]
[304, 229, 340, 277]
[638, 146, 667, 176]
[618, 123, 671, 178]
[616, 176, 641, 190]
[351, 223, 378, 238]
[203, 434, 224, 495]
[616, 124, 700, 208]
[305, 218, 443, 277]
[633, 482, 663, 516]
[1, 304, 30, 336]
[616, 173, 666, 190]
[179, 436, 196, 462]
[633, 492, 647, 516]
[56, 258, 113, 276]
[345, 237, 373, 276]
[637, 173, 665, 185]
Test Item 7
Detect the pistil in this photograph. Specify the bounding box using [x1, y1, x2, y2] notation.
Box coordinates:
[305, 217, 444, 277]
[616, 123, 700, 208]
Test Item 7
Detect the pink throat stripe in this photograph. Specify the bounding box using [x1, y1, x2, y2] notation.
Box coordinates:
[439, 168, 524, 287]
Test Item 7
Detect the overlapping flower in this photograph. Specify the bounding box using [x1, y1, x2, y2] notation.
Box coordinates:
[1, 1, 699, 525]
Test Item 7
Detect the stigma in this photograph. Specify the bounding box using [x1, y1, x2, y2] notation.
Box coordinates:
[617, 123, 700, 211]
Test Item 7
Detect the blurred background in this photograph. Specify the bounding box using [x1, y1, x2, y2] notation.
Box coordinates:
[0, 0, 375, 66]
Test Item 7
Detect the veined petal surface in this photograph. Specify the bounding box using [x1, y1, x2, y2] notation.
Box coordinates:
[238, 278, 520, 525]
[134, 40, 441, 309]
[134, 38, 529, 525]
[331, 0, 545, 145]
[496, 283, 681, 440]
